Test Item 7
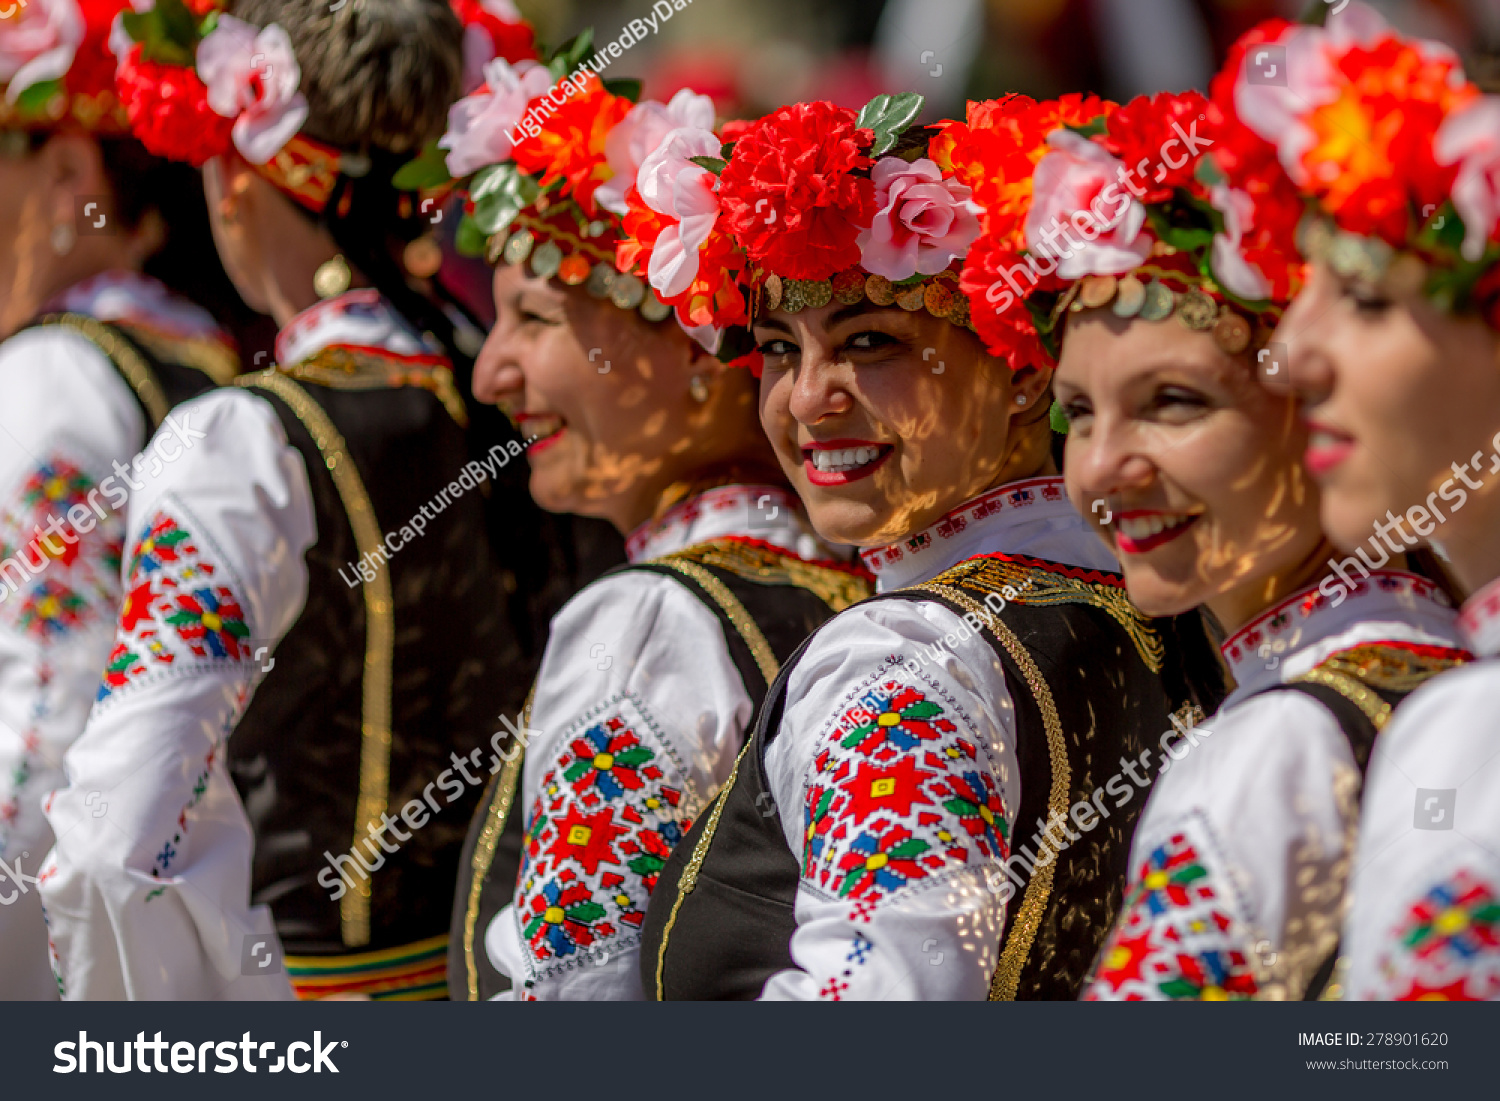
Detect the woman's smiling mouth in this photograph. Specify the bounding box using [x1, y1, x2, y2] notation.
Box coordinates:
[802, 440, 894, 486]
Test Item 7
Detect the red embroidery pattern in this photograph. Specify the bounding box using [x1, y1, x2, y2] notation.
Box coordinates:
[96, 510, 251, 703]
[0, 456, 124, 643]
[1381, 869, 1500, 1001]
[1086, 823, 1259, 1001]
[514, 696, 700, 980]
[804, 670, 1009, 911]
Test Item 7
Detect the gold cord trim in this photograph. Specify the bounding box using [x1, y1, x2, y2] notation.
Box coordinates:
[929, 555, 1164, 674]
[1309, 643, 1469, 694]
[39, 312, 170, 428]
[117, 324, 240, 387]
[667, 539, 872, 613]
[1294, 668, 1394, 732]
[910, 582, 1072, 1001]
[274, 346, 469, 428]
[237, 370, 393, 947]
[647, 557, 781, 1000]
[462, 686, 532, 1001]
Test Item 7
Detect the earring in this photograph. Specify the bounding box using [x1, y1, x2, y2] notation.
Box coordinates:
[313, 254, 352, 299]
[1015, 393, 1027, 406]
[688, 375, 710, 403]
[51, 222, 75, 256]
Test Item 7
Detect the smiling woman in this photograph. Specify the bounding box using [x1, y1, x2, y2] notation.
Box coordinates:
[963, 22, 1472, 1003]
[443, 39, 872, 1001]
[1232, 3, 1500, 1002]
[633, 91, 1210, 1002]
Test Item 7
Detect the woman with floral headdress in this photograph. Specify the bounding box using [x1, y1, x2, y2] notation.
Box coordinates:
[431, 35, 874, 1000]
[632, 91, 1212, 1000]
[1231, 2, 1500, 1000]
[965, 54, 1470, 1000]
[0, 0, 238, 999]
[39, 0, 546, 1000]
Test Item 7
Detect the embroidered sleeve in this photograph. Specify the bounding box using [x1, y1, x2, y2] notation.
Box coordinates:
[1085, 814, 1262, 1000]
[761, 600, 1020, 1001]
[38, 389, 314, 999]
[513, 692, 700, 984]
[1376, 868, 1500, 1000]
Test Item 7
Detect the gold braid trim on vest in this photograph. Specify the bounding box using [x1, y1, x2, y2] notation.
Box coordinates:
[664, 538, 874, 614]
[909, 554, 1165, 999]
[274, 345, 468, 428]
[235, 370, 393, 948]
[461, 686, 533, 1001]
[1293, 642, 1470, 731]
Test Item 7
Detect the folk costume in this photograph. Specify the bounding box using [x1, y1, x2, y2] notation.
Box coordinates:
[0, 0, 236, 1000]
[628, 93, 1203, 1001]
[951, 66, 1473, 1000]
[1224, 5, 1500, 1001]
[39, 2, 531, 999]
[428, 48, 874, 1000]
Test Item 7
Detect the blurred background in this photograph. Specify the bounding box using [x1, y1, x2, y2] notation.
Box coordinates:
[513, 0, 1500, 118]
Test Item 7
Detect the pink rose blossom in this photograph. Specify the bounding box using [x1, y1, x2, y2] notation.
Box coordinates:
[196, 17, 308, 165]
[1026, 129, 1150, 279]
[1436, 95, 1500, 262]
[438, 56, 551, 177]
[637, 126, 723, 299]
[854, 157, 981, 280]
[0, 0, 84, 103]
[595, 88, 716, 216]
[1208, 182, 1272, 299]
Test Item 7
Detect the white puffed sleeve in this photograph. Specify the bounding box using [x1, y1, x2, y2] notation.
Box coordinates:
[0, 328, 144, 999]
[1084, 691, 1359, 1000]
[1343, 662, 1500, 1001]
[485, 570, 752, 1001]
[758, 599, 1019, 1000]
[38, 387, 316, 1000]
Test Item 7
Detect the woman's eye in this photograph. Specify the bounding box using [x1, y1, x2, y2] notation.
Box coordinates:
[1058, 400, 1091, 425]
[1150, 387, 1211, 419]
[757, 338, 798, 358]
[848, 331, 899, 351]
[520, 309, 559, 327]
[1349, 287, 1392, 315]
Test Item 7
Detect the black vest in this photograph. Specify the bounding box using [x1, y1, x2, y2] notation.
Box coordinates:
[225, 359, 528, 964]
[640, 552, 1203, 1000]
[445, 537, 872, 1000]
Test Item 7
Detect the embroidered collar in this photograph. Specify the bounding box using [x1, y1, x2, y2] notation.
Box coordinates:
[1220, 570, 1464, 700]
[45, 271, 227, 344]
[275, 290, 441, 366]
[1458, 575, 1500, 657]
[858, 476, 1117, 591]
[625, 484, 825, 564]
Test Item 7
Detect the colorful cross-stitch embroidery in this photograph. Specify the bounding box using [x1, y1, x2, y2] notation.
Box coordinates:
[1087, 827, 1259, 1001]
[1383, 869, 1500, 1001]
[514, 695, 701, 982]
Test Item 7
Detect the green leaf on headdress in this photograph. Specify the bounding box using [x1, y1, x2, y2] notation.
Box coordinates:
[1418, 201, 1468, 255]
[856, 92, 925, 157]
[455, 214, 488, 258]
[1065, 117, 1109, 140]
[547, 29, 595, 81]
[689, 156, 727, 175]
[603, 78, 642, 103]
[12, 80, 62, 118]
[1194, 155, 1226, 190]
[719, 141, 736, 161]
[1049, 400, 1070, 435]
[392, 142, 454, 191]
[470, 163, 541, 237]
[123, 0, 202, 66]
[1298, 0, 1331, 27]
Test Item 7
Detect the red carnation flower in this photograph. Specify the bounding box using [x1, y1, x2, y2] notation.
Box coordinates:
[618, 185, 750, 336]
[451, 0, 537, 63]
[718, 101, 876, 281]
[116, 46, 234, 167]
[959, 230, 1061, 370]
[1102, 90, 1215, 204]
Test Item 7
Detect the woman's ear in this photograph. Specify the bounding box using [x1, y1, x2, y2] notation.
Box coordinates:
[1006, 364, 1055, 425]
[40, 133, 108, 229]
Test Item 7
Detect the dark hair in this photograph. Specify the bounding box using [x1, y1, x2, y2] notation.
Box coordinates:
[228, 0, 468, 364]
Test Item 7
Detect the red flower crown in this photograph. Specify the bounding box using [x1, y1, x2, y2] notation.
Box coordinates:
[1220, 2, 1500, 326]
[953, 87, 1300, 375]
[0, 0, 130, 135]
